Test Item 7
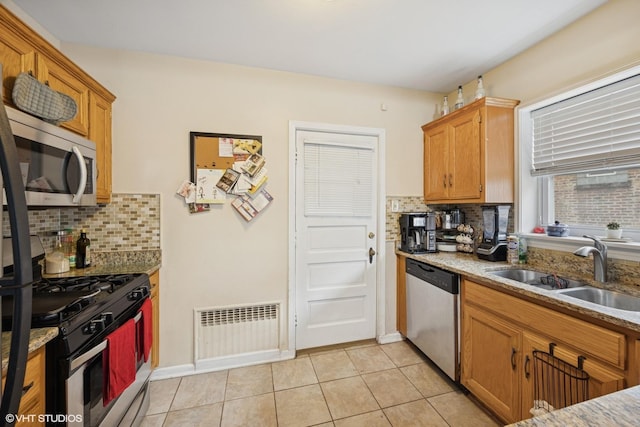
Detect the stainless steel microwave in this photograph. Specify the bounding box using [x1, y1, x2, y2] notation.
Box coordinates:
[2, 106, 96, 207]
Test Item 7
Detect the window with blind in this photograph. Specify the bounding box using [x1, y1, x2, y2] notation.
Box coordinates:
[519, 66, 640, 240]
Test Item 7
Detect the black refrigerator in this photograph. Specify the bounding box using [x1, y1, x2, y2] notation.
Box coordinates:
[0, 73, 34, 425]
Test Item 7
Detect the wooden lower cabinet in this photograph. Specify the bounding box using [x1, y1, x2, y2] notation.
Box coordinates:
[149, 270, 160, 368]
[461, 279, 627, 424]
[462, 304, 522, 422]
[396, 256, 407, 336]
[2, 346, 45, 427]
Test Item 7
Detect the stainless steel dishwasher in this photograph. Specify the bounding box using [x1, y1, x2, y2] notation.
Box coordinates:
[406, 258, 460, 381]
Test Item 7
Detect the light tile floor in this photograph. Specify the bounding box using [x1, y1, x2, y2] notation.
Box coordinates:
[141, 340, 502, 427]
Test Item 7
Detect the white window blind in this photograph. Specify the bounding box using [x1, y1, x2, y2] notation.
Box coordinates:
[304, 141, 373, 217]
[531, 73, 640, 176]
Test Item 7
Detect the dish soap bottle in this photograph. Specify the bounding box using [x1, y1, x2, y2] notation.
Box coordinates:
[507, 234, 519, 265]
[454, 86, 464, 110]
[76, 229, 91, 269]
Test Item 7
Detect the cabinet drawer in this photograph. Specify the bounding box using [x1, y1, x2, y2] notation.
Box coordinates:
[149, 271, 159, 298]
[464, 280, 626, 369]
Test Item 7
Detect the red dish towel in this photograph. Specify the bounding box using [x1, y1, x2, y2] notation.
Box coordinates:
[138, 298, 153, 362]
[103, 319, 136, 406]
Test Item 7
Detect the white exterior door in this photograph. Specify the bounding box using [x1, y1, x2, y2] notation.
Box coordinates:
[294, 128, 379, 350]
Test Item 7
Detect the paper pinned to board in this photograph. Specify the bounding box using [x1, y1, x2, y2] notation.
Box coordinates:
[196, 169, 226, 204]
[231, 189, 273, 222]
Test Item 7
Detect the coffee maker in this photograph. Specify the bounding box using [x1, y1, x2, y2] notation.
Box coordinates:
[400, 213, 437, 253]
[476, 205, 510, 261]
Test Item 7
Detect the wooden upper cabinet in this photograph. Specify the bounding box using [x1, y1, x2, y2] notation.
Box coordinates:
[22, 51, 90, 136]
[0, 27, 32, 104]
[90, 92, 112, 203]
[0, 5, 115, 203]
[422, 97, 519, 204]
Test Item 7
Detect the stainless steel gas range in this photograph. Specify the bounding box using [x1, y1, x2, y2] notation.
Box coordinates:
[2, 239, 152, 427]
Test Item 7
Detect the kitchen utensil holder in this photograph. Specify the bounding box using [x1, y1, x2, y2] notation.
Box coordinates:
[532, 343, 589, 413]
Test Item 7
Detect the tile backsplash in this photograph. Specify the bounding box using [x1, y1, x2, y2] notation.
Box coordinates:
[385, 196, 502, 241]
[2, 193, 160, 254]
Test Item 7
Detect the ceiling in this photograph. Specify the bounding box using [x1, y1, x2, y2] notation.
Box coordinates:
[12, 0, 606, 92]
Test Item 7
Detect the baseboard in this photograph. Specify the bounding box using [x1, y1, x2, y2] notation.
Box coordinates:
[377, 331, 404, 345]
[149, 349, 296, 381]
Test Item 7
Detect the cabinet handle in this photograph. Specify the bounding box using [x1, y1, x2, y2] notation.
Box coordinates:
[22, 381, 34, 396]
[511, 348, 517, 370]
[524, 355, 530, 378]
[449, 173, 453, 187]
[443, 174, 447, 188]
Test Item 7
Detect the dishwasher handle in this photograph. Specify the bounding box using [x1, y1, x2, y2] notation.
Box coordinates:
[405, 258, 459, 294]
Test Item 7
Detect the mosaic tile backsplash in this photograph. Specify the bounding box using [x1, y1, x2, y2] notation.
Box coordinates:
[2, 193, 160, 254]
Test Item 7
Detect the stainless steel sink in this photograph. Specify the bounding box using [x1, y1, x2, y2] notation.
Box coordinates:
[555, 287, 640, 312]
[489, 269, 586, 290]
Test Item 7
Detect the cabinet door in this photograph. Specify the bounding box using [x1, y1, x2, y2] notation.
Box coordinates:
[448, 109, 482, 200]
[34, 54, 89, 136]
[423, 124, 449, 201]
[396, 256, 407, 336]
[521, 331, 624, 419]
[0, 32, 32, 105]
[462, 304, 521, 424]
[89, 92, 112, 203]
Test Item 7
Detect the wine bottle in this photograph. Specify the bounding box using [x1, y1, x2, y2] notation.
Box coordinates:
[475, 75, 486, 100]
[454, 86, 464, 110]
[441, 96, 449, 116]
[76, 229, 91, 269]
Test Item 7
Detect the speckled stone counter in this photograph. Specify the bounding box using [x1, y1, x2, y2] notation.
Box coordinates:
[43, 249, 161, 278]
[507, 385, 640, 426]
[397, 250, 640, 333]
[1, 328, 58, 371]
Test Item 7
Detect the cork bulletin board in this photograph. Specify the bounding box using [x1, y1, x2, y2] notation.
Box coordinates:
[189, 131, 263, 182]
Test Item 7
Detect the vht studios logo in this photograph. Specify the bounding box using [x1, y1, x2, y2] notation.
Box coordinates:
[5, 414, 83, 423]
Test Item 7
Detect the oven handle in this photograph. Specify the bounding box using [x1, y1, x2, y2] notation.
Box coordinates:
[70, 311, 143, 371]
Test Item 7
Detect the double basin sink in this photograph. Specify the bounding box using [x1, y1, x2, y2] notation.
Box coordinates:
[490, 269, 640, 312]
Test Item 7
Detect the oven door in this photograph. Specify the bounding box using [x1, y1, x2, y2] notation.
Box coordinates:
[66, 310, 151, 426]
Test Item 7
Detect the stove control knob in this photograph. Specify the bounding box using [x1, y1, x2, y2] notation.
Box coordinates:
[128, 290, 143, 301]
[102, 312, 114, 325]
[88, 318, 106, 333]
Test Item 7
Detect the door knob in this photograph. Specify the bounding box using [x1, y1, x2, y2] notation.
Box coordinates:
[369, 248, 376, 264]
[368, 232, 375, 239]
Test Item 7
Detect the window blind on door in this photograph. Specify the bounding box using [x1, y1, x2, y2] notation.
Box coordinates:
[531, 73, 640, 176]
[304, 141, 373, 217]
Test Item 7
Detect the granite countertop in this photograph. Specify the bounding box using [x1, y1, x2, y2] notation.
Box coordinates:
[43, 262, 160, 278]
[397, 250, 640, 333]
[507, 385, 640, 426]
[1, 328, 58, 371]
[42, 249, 161, 279]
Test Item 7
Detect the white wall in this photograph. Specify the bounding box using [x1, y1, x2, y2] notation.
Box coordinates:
[59, 46, 437, 368]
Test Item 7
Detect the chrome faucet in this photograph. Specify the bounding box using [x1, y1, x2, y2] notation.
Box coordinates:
[573, 235, 608, 282]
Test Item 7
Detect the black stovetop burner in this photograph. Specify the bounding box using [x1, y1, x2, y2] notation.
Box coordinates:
[2, 273, 148, 328]
[35, 274, 137, 294]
